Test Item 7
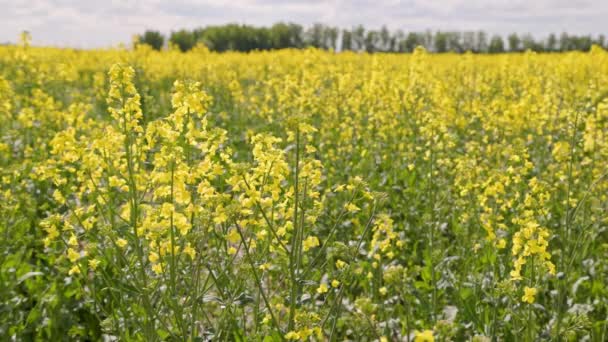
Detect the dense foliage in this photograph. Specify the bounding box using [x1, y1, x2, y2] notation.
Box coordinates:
[138, 31, 165, 51]
[1, 35, 607, 341]
[137, 23, 608, 53]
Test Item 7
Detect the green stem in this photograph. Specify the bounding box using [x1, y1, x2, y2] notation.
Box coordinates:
[234, 222, 283, 339]
[288, 126, 301, 332]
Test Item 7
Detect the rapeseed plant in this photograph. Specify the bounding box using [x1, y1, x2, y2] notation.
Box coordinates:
[1, 38, 607, 341]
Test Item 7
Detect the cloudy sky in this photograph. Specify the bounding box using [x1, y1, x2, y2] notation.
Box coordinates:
[1, 0, 607, 48]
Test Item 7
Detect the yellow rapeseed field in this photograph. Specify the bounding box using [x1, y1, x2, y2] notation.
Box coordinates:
[1, 35, 607, 341]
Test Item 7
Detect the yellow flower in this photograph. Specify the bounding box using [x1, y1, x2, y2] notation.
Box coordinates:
[183, 244, 196, 260]
[152, 263, 163, 275]
[473, 243, 481, 252]
[345, 202, 360, 213]
[88, 258, 100, 270]
[53, 189, 66, 204]
[510, 269, 522, 281]
[331, 279, 340, 288]
[317, 283, 329, 294]
[335, 259, 347, 269]
[379, 287, 388, 296]
[68, 265, 80, 276]
[414, 329, 434, 342]
[278, 222, 293, 237]
[68, 234, 78, 246]
[149, 251, 159, 263]
[214, 209, 228, 224]
[256, 230, 267, 240]
[546, 261, 556, 275]
[522, 286, 537, 304]
[67, 248, 80, 263]
[302, 236, 320, 252]
[116, 238, 128, 248]
[285, 331, 300, 340]
[227, 229, 240, 244]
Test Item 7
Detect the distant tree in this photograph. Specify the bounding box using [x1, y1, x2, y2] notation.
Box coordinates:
[597, 34, 606, 49]
[379, 26, 392, 52]
[323, 26, 339, 50]
[353, 25, 367, 51]
[462, 31, 475, 51]
[559, 32, 570, 51]
[196, 26, 225, 51]
[138, 30, 164, 50]
[435, 31, 448, 53]
[170, 29, 196, 52]
[388, 34, 398, 52]
[423, 30, 434, 50]
[341, 29, 353, 51]
[403, 32, 423, 52]
[488, 35, 505, 53]
[476, 31, 488, 53]
[289, 23, 305, 48]
[270, 22, 293, 49]
[446, 32, 462, 52]
[364, 30, 379, 52]
[508, 33, 521, 52]
[558, 33, 593, 51]
[393, 30, 405, 52]
[521, 34, 543, 52]
[255, 26, 272, 50]
[306, 23, 325, 48]
[578, 35, 593, 51]
[546, 33, 557, 52]
[158, 23, 602, 54]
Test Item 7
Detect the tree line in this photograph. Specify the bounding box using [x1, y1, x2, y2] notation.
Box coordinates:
[137, 23, 607, 53]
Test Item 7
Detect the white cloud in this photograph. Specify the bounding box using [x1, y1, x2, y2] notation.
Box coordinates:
[0, 0, 606, 48]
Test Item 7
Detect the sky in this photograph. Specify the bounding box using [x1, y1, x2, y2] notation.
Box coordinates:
[1, 0, 607, 48]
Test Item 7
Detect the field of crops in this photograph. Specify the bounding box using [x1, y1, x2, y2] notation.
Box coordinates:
[1, 38, 607, 341]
